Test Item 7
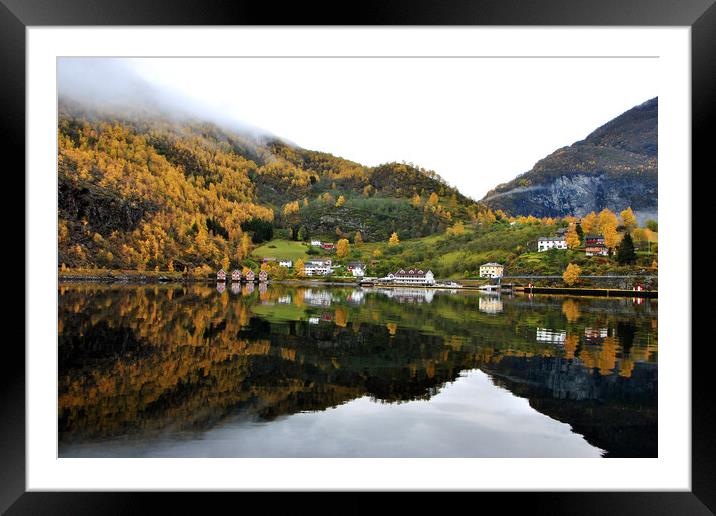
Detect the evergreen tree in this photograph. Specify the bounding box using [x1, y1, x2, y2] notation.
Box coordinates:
[616, 232, 637, 264]
[575, 223, 584, 242]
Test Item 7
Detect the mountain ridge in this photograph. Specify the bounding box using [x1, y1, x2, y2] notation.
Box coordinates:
[481, 98, 658, 221]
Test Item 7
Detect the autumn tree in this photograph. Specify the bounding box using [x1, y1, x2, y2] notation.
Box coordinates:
[222, 254, 230, 272]
[353, 231, 363, 245]
[581, 212, 598, 235]
[239, 233, 251, 260]
[598, 208, 620, 249]
[336, 238, 350, 258]
[446, 221, 465, 236]
[562, 263, 581, 286]
[168, 259, 174, 272]
[620, 207, 637, 231]
[388, 232, 400, 246]
[411, 194, 422, 208]
[295, 259, 306, 278]
[427, 192, 439, 206]
[335, 195, 345, 208]
[565, 225, 580, 249]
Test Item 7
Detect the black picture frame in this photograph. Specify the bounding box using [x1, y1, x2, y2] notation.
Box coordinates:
[2, 0, 712, 513]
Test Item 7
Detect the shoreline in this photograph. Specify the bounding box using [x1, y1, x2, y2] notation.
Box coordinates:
[58, 274, 657, 298]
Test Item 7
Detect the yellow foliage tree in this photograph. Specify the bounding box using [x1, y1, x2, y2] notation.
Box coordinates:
[446, 221, 465, 236]
[282, 201, 300, 216]
[620, 207, 637, 231]
[353, 231, 363, 245]
[335, 195, 345, 208]
[562, 263, 581, 286]
[565, 226, 581, 249]
[168, 259, 174, 273]
[428, 192, 439, 206]
[388, 232, 400, 246]
[336, 238, 350, 258]
[239, 233, 251, 260]
[411, 194, 422, 207]
[581, 212, 598, 235]
[294, 259, 305, 278]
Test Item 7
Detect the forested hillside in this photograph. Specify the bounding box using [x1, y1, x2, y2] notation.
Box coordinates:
[58, 99, 483, 270]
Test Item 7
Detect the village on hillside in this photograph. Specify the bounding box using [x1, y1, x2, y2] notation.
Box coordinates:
[191, 206, 657, 295]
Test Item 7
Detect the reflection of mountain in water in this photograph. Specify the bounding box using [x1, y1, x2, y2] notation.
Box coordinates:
[58, 284, 657, 457]
[484, 355, 657, 457]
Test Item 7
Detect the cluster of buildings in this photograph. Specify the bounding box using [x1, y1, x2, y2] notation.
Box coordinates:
[262, 257, 293, 268]
[537, 231, 608, 256]
[310, 240, 335, 251]
[258, 256, 367, 277]
[216, 269, 268, 283]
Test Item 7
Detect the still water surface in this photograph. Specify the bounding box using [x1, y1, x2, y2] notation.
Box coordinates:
[58, 283, 657, 457]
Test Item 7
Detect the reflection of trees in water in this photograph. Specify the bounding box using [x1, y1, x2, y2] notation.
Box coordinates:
[58, 284, 658, 456]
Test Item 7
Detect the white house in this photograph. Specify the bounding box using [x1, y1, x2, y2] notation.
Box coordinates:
[537, 236, 567, 252]
[310, 240, 322, 247]
[304, 259, 332, 276]
[347, 262, 366, 277]
[384, 268, 435, 285]
[479, 263, 504, 278]
[279, 260, 293, 268]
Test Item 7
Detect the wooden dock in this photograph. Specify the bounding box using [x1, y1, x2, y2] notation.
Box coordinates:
[516, 286, 657, 298]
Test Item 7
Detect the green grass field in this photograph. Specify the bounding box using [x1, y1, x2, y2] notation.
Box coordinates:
[251, 239, 310, 261]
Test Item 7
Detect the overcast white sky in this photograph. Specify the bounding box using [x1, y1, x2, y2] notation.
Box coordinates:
[83, 57, 658, 200]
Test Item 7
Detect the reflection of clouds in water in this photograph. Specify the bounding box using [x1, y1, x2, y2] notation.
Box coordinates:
[62, 370, 602, 458]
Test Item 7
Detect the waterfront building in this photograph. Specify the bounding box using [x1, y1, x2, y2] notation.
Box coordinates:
[384, 268, 436, 285]
[479, 263, 504, 278]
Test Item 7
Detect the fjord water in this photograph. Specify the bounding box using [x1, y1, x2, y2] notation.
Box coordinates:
[58, 283, 657, 458]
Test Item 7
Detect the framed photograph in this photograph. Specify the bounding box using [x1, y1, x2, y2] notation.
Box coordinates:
[4, 0, 713, 513]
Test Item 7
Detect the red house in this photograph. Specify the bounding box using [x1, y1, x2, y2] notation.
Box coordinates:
[231, 269, 241, 281]
[216, 269, 227, 281]
[244, 270, 255, 282]
[585, 235, 608, 256]
[258, 270, 268, 283]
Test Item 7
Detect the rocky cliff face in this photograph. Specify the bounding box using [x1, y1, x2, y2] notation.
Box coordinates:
[482, 98, 657, 220]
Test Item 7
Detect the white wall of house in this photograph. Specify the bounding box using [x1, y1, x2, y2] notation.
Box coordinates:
[538, 238, 567, 252]
[479, 266, 504, 278]
[304, 265, 332, 276]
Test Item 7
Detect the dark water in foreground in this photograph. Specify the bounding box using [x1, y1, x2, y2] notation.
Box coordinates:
[58, 283, 657, 458]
